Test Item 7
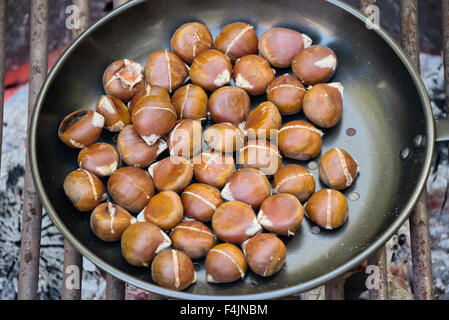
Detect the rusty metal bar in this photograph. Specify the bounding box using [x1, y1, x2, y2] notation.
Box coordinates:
[367, 247, 389, 300]
[105, 274, 126, 300]
[443, 0, 449, 114]
[17, 0, 49, 300]
[400, 0, 434, 300]
[0, 0, 6, 173]
[324, 276, 345, 300]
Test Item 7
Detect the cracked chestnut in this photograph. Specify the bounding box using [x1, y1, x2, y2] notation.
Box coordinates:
[267, 74, 306, 115]
[208, 86, 251, 126]
[181, 183, 223, 222]
[171, 84, 208, 121]
[90, 202, 136, 242]
[139, 190, 183, 231]
[305, 189, 349, 229]
[63, 169, 106, 212]
[128, 84, 170, 115]
[318, 148, 359, 190]
[192, 151, 236, 189]
[292, 45, 338, 85]
[206, 243, 247, 283]
[238, 139, 282, 176]
[171, 221, 215, 259]
[95, 95, 130, 132]
[273, 164, 315, 202]
[170, 22, 213, 64]
[58, 110, 104, 149]
[189, 49, 232, 92]
[303, 83, 344, 128]
[214, 22, 258, 62]
[243, 101, 281, 140]
[203, 122, 245, 153]
[278, 120, 323, 160]
[233, 55, 275, 95]
[78, 142, 120, 177]
[149, 156, 193, 193]
[103, 59, 144, 102]
[167, 119, 203, 159]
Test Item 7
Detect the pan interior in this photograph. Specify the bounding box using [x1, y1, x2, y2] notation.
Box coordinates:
[33, 0, 430, 298]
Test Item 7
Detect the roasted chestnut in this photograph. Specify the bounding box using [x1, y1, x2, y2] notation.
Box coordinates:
[138, 190, 183, 231]
[192, 151, 236, 189]
[258, 193, 304, 236]
[58, 110, 104, 149]
[63, 169, 106, 212]
[273, 164, 315, 202]
[167, 119, 203, 159]
[318, 148, 359, 190]
[243, 101, 282, 140]
[233, 55, 275, 95]
[213, 22, 258, 62]
[121, 222, 172, 267]
[181, 183, 223, 222]
[206, 243, 247, 283]
[149, 156, 193, 193]
[189, 49, 232, 91]
[170, 22, 213, 64]
[203, 122, 246, 153]
[292, 45, 338, 85]
[171, 220, 215, 259]
[90, 202, 136, 242]
[242, 233, 286, 277]
[95, 95, 130, 132]
[303, 83, 344, 128]
[208, 86, 251, 126]
[237, 139, 282, 176]
[103, 59, 144, 102]
[108, 166, 155, 213]
[128, 84, 170, 115]
[151, 249, 196, 291]
[78, 142, 120, 177]
[305, 189, 349, 229]
[212, 200, 261, 244]
[171, 84, 208, 121]
[267, 74, 306, 115]
[144, 49, 189, 93]
[278, 120, 323, 160]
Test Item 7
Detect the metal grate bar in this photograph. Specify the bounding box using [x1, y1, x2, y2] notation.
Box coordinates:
[400, 0, 434, 300]
[367, 247, 389, 300]
[443, 0, 449, 114]
[0, 0, 6, 172]
[324, 276, 345, 300]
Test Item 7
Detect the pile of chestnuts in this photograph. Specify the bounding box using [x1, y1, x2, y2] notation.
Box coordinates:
[59, 20, 360, 291]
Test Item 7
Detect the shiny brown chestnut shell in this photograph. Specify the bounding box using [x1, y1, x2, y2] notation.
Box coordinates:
[213, 22, 258, 62]
[171, 221, 215, 259]
[144, 49, 188, 93]
[292, 45, 338, 85]
[208, 86, 251, 126]
[121, 222, 172, 267]
[267, 74, 307, 115]
[305, 189, 349, 229]
[181, 183, 223, 222]
[212, 200, 261, 244]
[58, 110, 104, 149]
[303, 83, 344, 128]
[242, 233, 286, 277]
[318, 148, 359, 190]
[128, 84, 170, 115]
[233, 55, 275, 96]
[192, 151, 236, 189]
[189, 49, 232, 92]
[205, 243, 247, 283]
[170, 22, 213, 64]
[221, 168, 271, 209]
[258, 193, 304, 236]
[171, 84, 208, 121]
[63, 169, 106, 212]
[273, 164, 315, 202]
[95, 95, 130, 132]
[102, 59, 144, 102]
[243, 101, 282, 140]
[238, 139, 282, 176]
[278, 120, 323, 160]
[139, 190, 183, 231]
[203, 122, 246, 153]
[108, 166, 155, 213]
[90, 202, 136, 242]
[151, 249, 196, 291]
[149, 156, 193, 193]
[78, 142, 120, 177]
[167, 119, 203, 159]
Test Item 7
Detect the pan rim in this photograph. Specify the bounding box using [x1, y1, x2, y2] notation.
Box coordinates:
[29, 0, 434, 300]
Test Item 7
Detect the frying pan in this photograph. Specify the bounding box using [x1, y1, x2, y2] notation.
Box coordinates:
[29, 0, 442, 299]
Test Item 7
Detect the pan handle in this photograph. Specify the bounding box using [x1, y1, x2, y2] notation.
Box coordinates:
[435, 118, 449, 142]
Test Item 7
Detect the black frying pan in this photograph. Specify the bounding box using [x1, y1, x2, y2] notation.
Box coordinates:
[30, 0, 437, 299]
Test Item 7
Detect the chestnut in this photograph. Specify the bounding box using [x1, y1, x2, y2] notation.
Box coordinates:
[103, 59, 144, 102]
[108, 166, 155, 213]
[95, 95, 130, 132]
[242, 233, 286, 277]
[303, 83, 344, 128]
[58, 110, 104, 149]
[78, 142, 120, 177]
[292, 45, 338, 85]
[138, 190, 183, 231]
[273, 164, 315, 202]
[90, 202, 136, 242]
[237, 139, 282, 176]
[171, 221, 215, 259]
[243, 101, 282, 140]
[221, 168, 271, 209]
[205, 243, 247, 283]
[149, 156, 193, 193]
[131, 96, 177, 146]
[318, 148, 359, 190]
[189, 49, 232, 92]
[144, 49, 189, 93]
[192, 151, 236, 189]
[171, 84, 208, 121]
[63, 169, 106, 212]
[212, 201, 261, 244]
[258, 193, 304, 236]
[203, 122, 246, 153]
[151, 249, 196, 291]
[128, 84, 170, 115]
[267, 74, 306, 115]
[170, 22, 213, 64]
[214, 22, 258, 62]
[258, 28, 312, 68]
[305, 189, 349, 229]
[233, 55, 275, 95]
[181, 183, 223, 222]
[117, 125, 167, 168]
[208, 86, 251, 126]
[121, 222, 172, 267]
[278, 120, 323, 160]
[167, 119, 203, 159]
